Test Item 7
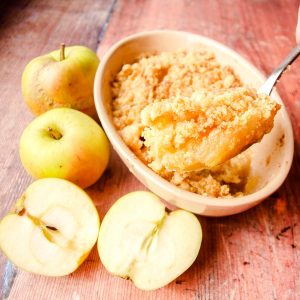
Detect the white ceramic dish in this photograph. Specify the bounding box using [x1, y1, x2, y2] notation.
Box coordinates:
[94, 30, 294, 217]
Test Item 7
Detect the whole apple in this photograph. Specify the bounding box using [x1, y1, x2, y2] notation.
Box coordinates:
[22, 44, 99, 118]
[19, 108, 110, 188]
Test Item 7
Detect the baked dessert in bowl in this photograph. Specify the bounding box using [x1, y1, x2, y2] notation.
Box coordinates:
[94, 30, 293, 216]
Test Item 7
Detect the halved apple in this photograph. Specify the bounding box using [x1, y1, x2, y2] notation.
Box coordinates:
[98, 191, 202, 290]
[0, 178, 99, 276]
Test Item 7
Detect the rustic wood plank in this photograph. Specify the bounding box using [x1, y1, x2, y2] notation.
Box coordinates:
[3, 0, 300, 299]
[0, 0, 115, 298]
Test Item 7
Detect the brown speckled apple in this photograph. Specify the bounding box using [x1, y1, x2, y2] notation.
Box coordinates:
[22, 44, 99, 118]
[19, 108, 110, 188]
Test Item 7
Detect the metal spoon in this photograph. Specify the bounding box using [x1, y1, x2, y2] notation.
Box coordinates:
[258, 43, 300, 95]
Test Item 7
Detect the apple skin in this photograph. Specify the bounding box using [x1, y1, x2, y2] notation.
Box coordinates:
[19, 108, 110, 188]
[0, 178, 100, 276]
[22, 45, 99, 118]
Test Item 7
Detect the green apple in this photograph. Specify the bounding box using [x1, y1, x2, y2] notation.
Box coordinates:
[0, 178, 100, 276]
[19, 108, 110, 188]
[98, 191, 202, 290]
[22, 44, 99, 118]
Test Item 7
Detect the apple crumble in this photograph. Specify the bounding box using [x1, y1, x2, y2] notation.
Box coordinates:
[111, 50, 279, 197]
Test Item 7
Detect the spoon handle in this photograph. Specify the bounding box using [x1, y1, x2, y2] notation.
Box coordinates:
[258, 43, 300, 95]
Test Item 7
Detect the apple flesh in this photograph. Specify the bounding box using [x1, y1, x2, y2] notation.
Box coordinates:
[19, 108, 110, 188]
[22, 44, 99, 118]
[0, 178, 100, 276]
[98, 191, 202, 290]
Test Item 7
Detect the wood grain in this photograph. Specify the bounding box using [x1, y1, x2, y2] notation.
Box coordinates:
[2, 0, 300, 299]
[0, 0, 115, 298]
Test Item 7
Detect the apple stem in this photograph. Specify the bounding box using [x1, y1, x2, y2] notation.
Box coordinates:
[60, 43, 65, 61]
[48, 127, 62, 140]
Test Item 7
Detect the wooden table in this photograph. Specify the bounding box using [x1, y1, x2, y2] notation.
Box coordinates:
[1, 0, 300, 299]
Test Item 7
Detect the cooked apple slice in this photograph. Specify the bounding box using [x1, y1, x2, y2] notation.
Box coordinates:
[98, 191, 202, 290]
[0, 178, 99, 276]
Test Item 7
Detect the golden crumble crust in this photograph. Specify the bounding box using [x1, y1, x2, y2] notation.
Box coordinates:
[111, 49, 279, 197]
[141, 87, 280, 173]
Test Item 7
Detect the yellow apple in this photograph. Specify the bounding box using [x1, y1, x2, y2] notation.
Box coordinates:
[22, 44, 99, 118]
[19, 108, 110, 188]
[98, 191, 202, 290]
[0, 178, 100, 276]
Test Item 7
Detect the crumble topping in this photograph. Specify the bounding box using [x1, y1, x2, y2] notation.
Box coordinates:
[141, 88, 280, 173]
[111, 49, 279, 197]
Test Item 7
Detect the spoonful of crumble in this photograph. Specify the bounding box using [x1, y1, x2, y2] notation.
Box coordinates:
[140, 43, 300, 173]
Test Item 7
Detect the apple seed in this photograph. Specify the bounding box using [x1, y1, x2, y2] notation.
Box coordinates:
[46, 225, 58, 231]
[17, 208, 26, 216]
